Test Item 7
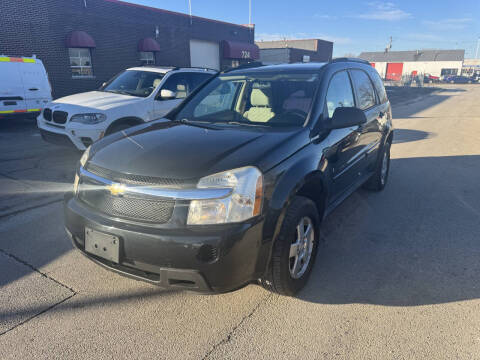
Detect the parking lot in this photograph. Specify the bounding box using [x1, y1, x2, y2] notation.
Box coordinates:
[1, 84, 480, 359]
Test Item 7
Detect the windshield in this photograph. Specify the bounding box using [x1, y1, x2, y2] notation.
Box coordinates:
[174, 71, 320, 127]
[101, 70, 165, 97]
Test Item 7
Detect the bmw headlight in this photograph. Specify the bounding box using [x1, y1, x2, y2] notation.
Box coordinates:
[70, 113, 106, 124]
[187, 166, 263, 225]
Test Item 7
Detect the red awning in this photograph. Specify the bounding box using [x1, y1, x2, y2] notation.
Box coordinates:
[138, 38, 161, 52]
[222, 40, 259, 60]
[65, 31, 96, 48]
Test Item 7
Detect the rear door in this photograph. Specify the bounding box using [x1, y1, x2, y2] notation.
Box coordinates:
[324, 70, 365, 201]
[349, 69, 384, 171]
[20, 60, 52, 111]
[0, 58, 27, 114]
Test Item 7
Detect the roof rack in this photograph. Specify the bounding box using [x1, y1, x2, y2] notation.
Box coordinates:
[330, 57, 370, 65]
[222, 61, 264, 73]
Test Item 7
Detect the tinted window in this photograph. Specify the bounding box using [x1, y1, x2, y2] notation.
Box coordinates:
[368, 69, 388, 104]
[189, 73, 213, 91]
[325, 71, 355, 118]
[350, 69, 376, 110]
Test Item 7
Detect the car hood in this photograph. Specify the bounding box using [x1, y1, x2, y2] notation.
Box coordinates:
[88, 120, 309, 180]
[52, 91, 144, 111]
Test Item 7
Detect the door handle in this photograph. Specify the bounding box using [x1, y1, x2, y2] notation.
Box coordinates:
[28, 88, 39, 91]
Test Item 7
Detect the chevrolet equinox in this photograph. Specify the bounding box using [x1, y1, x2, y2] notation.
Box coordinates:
[65, 59, 393, 296]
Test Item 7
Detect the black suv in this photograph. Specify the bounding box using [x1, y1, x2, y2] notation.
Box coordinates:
[65, 59, 393, 296]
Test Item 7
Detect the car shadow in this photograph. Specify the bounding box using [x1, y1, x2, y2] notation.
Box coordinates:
[298, 155, 480, 306]
[392, 128, 435, 144]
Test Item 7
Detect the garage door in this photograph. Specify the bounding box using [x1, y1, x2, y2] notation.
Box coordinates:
[190, 40, 220, 70]
[386, 63, 403, 81]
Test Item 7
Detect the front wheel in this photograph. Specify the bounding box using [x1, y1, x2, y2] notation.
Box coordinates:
[260, 196, 320, 296]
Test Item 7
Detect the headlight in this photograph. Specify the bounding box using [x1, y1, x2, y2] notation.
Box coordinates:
[73, 173, 80, 195]
[187, 166, 263, 225]
[79, 145, 91, 167]
[70, 113, 106, 124]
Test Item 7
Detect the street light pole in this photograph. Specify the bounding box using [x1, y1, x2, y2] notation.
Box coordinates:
[249, 0, 252, 25]
[475, 37, 480, 59]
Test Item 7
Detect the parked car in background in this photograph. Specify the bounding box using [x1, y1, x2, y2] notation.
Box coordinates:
[444, 75, 477, 84]
[423, 73, 440, 83]
[0, 55, 52, 119]
[37, 67, 216, 150]
[65, 59, 393, 295]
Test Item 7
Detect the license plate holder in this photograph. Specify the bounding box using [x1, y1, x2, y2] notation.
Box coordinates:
[85, 228, 120, 263]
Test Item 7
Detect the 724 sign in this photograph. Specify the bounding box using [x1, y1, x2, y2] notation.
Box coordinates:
[241, 50, 251, 59]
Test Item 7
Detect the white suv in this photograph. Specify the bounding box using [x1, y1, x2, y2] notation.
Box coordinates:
[37, 67, 216, 150]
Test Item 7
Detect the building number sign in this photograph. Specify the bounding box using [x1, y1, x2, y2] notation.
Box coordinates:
[241, 50, 251, 59]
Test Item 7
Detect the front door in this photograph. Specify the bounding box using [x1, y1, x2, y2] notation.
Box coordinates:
[153, 73, 190, 119]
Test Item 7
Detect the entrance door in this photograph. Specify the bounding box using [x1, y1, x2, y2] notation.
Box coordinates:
[189, 40, 220, 70]
[386, 63, 403, 81]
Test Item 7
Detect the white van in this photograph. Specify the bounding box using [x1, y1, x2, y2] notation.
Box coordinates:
[37, 67, 216, 150]
[0, 55, 52, 119]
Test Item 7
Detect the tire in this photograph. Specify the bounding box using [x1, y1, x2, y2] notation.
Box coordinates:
[108, 122, 134, 135]
[363, 140, 391, 191]
[260, 196, 320, 296]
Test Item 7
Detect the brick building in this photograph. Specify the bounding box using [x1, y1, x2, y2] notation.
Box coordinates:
[256, 39, 333, 65]
[1, 0, 258, 98]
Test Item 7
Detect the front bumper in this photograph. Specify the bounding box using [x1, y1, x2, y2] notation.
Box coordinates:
[64, 193, 266, 293]
[37, 115, 104, 150]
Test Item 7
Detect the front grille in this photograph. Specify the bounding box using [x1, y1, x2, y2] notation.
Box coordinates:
[78, 179, 175, 223]
[85, 163, 195, 188]
[52, 110, 68, 124]
[43, 108, 52, 121]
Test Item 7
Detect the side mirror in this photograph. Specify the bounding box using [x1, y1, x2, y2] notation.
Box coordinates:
[158, 89, 176, 100]
[329, 107, 367, 129]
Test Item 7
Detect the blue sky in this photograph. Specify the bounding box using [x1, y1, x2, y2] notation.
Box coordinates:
[125, 0, 479, 57]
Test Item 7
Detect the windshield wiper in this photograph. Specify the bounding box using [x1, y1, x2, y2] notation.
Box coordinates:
[173, 118, 218, 129]
[221, 120, 269, 127]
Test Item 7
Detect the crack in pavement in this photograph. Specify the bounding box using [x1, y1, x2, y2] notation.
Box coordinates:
[202, 292, 274, 359]
[0, 248, 77, 336]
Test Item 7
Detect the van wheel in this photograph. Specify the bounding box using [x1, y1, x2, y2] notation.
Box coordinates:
[363, 141, 391, 191]
[260, 196, 319, 296]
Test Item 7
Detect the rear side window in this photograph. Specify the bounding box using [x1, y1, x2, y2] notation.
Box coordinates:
[325, 71, 355, 118]
[350, 69, 376, 110]
[368, 70, 388, 104]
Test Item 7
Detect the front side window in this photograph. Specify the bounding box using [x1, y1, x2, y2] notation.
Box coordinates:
[325, 71, 355, 118]
[160, 73, 191, 99]
[69, 48, 93, 77]
[174, 71, 320, 127]
[350, 69, 376, 110]
[101, 70, 164, 97]
[139, 51, 155, 65]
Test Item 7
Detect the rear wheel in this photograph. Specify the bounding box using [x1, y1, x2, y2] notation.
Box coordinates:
[363, 141, 391, 191]
[260, 196, 320, 296]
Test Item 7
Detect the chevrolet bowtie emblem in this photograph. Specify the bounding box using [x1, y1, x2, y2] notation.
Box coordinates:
[106, 183, 126, 196]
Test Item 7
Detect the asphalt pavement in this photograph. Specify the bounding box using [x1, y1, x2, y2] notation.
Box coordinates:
[1, 84, 479, 359]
